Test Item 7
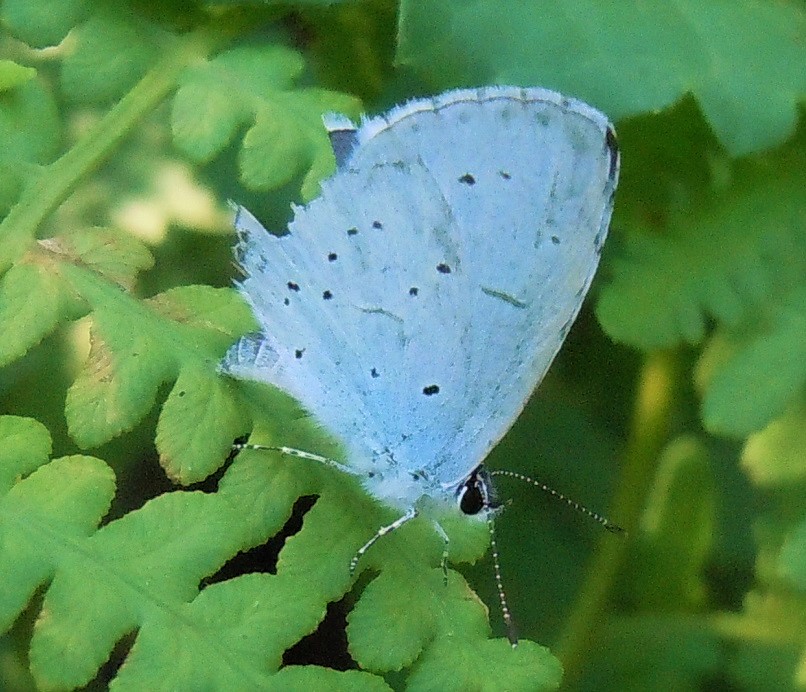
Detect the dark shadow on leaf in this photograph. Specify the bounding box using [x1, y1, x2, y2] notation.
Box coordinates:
[81, 630, 136, 691]
[282, 596, 356, 671]
[203, 495, 318, 582]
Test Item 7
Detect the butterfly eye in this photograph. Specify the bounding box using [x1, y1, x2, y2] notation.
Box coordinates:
[457, 472, 485, 515]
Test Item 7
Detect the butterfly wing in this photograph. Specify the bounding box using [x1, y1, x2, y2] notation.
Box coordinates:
[223, 86, 619, 509]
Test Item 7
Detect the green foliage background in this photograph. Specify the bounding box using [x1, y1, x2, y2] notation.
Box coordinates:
[0, 0, 804, 690]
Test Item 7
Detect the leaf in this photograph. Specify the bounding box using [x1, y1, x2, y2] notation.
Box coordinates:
[155, 365, 243, 482]
[696, 285, 806, 437]
[61, 14, 164, 103]
[171, 45, 362, 200]
[0, 262, 66, 367]
[0, 60, 36, 91]
[0, 430, 116, 636]
[0, 416, 543, 688]
[349, 569, 472, 671]
[64, 281, 254, 481]
[0, 417, 51, 501]
[0, 78, 61, 213]
[0, 0, 85, 48]
[65, 305, 176, 446]
[397, 0, 805, 155]
[0, 227, 156, 368]
[742, 396, 806, 487]
[597, 148, 806, 350]
[266, 667, 391, 692]
[778, 518, 806, 592]
[38, 227, 155, 290]
[407, 637, 562, 692]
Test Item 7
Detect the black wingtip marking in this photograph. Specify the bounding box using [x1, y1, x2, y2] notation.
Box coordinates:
[329, 128, 359, 168]
[605, 126, 619, 181]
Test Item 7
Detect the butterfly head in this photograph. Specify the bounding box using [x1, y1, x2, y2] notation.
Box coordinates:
[456, 466, 500, 516]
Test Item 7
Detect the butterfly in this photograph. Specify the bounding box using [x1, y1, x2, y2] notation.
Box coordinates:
[222, 86, 620, 644]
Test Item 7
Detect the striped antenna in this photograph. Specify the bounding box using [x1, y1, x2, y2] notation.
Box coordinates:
[490, 469, 625, 534]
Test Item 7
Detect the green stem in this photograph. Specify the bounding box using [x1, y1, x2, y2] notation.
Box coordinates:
[556, 349, 681, 684]
[0, 26, 227, 272]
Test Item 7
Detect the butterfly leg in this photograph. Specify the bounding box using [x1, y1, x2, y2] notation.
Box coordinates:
[350, 507, 418, 576]
[432, 520, 450, 585]
[233, 442, 356, 475]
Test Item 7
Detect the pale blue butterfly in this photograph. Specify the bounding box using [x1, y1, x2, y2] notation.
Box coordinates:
[222, 86, 620, 644]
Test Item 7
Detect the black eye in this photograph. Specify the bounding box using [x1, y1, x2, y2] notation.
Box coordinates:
[457, 467, 494, 515]
[459, 481, 484, 515]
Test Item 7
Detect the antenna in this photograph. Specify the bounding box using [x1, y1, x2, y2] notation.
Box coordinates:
[477, 473, 519, 647]
[490, 470, 625, 534]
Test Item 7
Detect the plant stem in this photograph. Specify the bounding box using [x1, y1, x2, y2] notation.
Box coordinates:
[0, 27, 226, 272]
[556, 349, 681, 684]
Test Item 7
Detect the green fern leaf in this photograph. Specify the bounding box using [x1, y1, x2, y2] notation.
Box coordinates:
[597, 152, 805, 350]
[0, 77, 61, 215]
[0, 0, 83, 47]
[1, 416, 557, 688]
[155, 365, 243, 482]
[63, 282, 253, 481]
[0, 227, 154, 367]
[60, 14, 164, 104]
[0, 262, 65, 367]
[397, 0, 805, 155]
[407, 637, 562, 691]
[0, 60, 36, 91]
[742, 396, 806, 487]
[696, 285, 806, 437]
[0, 418, 115, 637]
[172, 45, 362, 201]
